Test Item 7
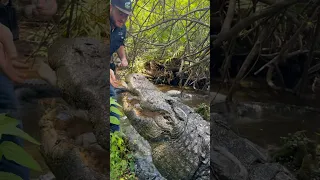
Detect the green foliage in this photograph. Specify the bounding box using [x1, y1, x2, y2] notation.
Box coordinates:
[26, 0, 108, 58]
[110, 131, 136, 179]
[0, 114, 42, 180]
[269, 131, 320, 180]
[126, 0, 210, 76]
[110, 98, 136, 179]
[57, 0, 108, 39]
[110, 97, 123, 125]
[0, 172, 23, 180]
[195, 103, 209, 121]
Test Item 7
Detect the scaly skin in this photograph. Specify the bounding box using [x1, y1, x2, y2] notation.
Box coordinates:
[122, 73, 210, 180]
[47, 37, 109, 150]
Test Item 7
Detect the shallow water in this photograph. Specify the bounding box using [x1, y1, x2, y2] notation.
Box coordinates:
[211, 80, 320, 149]
[233, 113, 320, 148]
[156, 84, 210, 108]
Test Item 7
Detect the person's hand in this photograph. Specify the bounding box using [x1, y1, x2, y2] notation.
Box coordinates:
[0, 43, 29, 84]
[110, 69, 119, 87]
[0, 24, 28, 83]
[33, 0, 58, 17]
[120, 58, 128, 67]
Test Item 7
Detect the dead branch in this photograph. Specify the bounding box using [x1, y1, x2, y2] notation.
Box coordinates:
[220, 0, 237, 33]
[226, 23, 270, 101]
[254, 5, 320, 76]
[212, 0, 301, 48]
[298, 9, 320, 95]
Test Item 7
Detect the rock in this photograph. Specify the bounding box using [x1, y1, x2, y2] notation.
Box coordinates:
[211, 101, 320, 124]
[165, 90, 181, 96]
[165, 90, 193, 99]
[37, 172, 55, 180]
[210, 92, 226, 104]
[120, 116, 166, 180]
[211, 146, 248, 180]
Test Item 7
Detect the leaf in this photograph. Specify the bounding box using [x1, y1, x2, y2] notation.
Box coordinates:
[0, 114, 19, 127]
[1, 126, 40, 145]
[110, 98, 122, 107]
[0, 114, 20, 139]
[110, 116, 120, 125]
[110, 106, 123, 116]
[0, 172, 23, 180]
[0, 141, 42, 171]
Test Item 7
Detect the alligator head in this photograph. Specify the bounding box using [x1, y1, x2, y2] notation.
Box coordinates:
[122, 73, 210, 180]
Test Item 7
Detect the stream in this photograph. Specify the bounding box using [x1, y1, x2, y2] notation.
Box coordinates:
[156, 84, 210, 108]
[211, 79, 320, 149]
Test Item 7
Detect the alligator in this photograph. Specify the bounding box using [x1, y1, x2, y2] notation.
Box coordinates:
[122, 73, 298, 180]
[10, 37, 111, 179]
[46, 37, 109, 151]
[38, 96, 109, 180]
[14, 79, 61, 104]
[122, 73, 210, 180]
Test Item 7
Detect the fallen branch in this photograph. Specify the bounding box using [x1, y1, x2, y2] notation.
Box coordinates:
[254, 5, 320, 76]
[212, 0, 301, 48]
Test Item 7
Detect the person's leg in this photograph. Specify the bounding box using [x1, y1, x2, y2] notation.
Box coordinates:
[0, 73, 30, 180]
[110, 84, 117, 99]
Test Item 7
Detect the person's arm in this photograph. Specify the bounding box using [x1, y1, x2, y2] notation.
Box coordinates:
[0, 23, 28, 83]
[117, 45, 128, 67]
[117, 27, 128, 67]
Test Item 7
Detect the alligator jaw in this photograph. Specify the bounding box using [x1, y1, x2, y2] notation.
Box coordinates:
[122, 73, 210, 180]
[122, 93, 174, 142]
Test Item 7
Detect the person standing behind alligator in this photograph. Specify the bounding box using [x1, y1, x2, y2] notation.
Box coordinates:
[0, 0, 57, 179]
[110, 0, 131, 132]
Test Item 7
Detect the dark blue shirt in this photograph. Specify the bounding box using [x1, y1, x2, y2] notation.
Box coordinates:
[0, 0, 19, 40]
[110, 19, 127, 56]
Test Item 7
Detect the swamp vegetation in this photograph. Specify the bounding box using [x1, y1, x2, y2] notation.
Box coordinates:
[212, 1, 320, 179]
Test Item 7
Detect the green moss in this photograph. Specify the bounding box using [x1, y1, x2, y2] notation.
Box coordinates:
[195, 103, 210, 121]
[270, 131, 320, 180]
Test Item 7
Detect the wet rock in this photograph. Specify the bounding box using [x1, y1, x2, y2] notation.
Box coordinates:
[210, 92, 227, 104]
[211, 146, 248, 180]
[165, 90, 192, 99]
[248, 163, 296, 180]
